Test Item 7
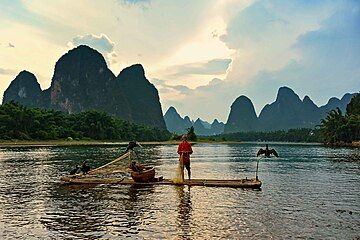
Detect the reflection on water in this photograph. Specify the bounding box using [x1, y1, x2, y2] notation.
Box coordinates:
[176, 186, 192, 239]
[0, 143, 359, 239]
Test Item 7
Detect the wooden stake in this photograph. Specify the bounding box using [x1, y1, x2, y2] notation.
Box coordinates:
[255, 158, 260, 181]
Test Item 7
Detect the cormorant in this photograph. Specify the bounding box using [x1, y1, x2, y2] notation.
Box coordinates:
[257, 144, 279, 158]
[80, 161, 91, 174]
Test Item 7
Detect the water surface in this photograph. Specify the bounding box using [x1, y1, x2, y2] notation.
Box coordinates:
[0, 143, 359, 239]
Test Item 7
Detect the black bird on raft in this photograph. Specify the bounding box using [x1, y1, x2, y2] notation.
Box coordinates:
[80, 161, 91, 174]
[69, 165, 80, 175]
[257, 144, 279, 158]
[126, 141, 142, 152]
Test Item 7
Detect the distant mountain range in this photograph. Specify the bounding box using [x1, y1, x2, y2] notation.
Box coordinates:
[165, 87, 355, 135]
[163, 107, 225, 135]
[2, 45, 355, 135]
[224, 87, 356, 133]
[2, 45, 166, 129]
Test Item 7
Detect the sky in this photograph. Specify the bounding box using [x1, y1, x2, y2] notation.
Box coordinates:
[0, 0, 359, 122]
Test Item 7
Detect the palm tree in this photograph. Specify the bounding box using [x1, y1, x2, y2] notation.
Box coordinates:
[320, 108, 346, 143]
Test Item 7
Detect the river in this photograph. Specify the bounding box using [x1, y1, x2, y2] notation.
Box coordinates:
[0, 143, 359, 239]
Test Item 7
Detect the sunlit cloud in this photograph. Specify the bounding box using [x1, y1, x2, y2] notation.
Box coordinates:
[164, 59, 232, 78]
[68, 33, 118, 66]
[0, 0, 358, 122]
[69, 33, 114, 53]
[0, 68, 17, 75]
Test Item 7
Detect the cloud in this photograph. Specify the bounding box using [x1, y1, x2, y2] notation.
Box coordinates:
[152, 77, 226, 96]
[165, 58, 232, 77]
[68, 33, 118, 66]
[69, 33, 114, 53]
[1, 0, 358, 121]
[155, 0, 360, 121]
[118, 0, 150, 5]
[219, 0, 338, 83]
[172, 85, 191, 93]
[221, 1, 281, 48]
[0, 68, 17, 75]
[152, 76, 239, 121]
[0, 0, 77, 45]
[195, 78, 224, 92]
[239, 0, 360, 111]
[151, 78, 190, 95]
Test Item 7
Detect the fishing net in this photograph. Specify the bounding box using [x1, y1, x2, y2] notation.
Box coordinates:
[172, 154, 184, 183]
[76, 151, 135, 179]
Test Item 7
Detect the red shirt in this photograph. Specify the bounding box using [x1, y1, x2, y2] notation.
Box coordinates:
[177, 141, 193, 164]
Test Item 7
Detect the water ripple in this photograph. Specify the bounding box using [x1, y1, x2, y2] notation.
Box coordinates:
[0, 143, 359, 239]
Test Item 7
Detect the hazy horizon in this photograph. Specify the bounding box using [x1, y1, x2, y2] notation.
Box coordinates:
[1, 0, 359, 122]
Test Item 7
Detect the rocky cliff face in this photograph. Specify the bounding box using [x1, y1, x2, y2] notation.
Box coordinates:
[184, 116, 193, 127]
[319, 93, 356, 118]
[224, 95, 258, 133]
[3, 71, 42, 107]
[301, 95, 321, 125]
[164, 107, 192, 134]
[258, 87, 307, 131]
[3, 45, 166, 129]
[116, 64, 166, 129]
[49, 45, 128, 115]
[163, 106, 224, 135]
[193, 118, 210, 136]
[224, 87, 355, 133]
[211, 119, 225, 134]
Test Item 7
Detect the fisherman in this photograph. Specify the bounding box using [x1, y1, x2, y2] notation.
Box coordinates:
[130, 161, 145, 172]
[177, 134, 193, 180]
[257, 144, 279, 158]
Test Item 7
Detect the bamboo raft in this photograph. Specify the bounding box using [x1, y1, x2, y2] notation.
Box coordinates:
[60, 175, 262, 189]
[61, 150, 262, 189]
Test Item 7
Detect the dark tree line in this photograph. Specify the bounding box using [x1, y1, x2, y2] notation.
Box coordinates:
[319, 93, 360, 144]
[0, 102, 170, 141]
[1, 93, 358, 144]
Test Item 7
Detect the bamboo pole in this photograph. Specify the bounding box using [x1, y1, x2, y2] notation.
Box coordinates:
[255, 158, 260, 181]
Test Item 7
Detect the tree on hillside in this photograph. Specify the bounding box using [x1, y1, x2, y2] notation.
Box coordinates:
[320, 108, 347, 143]
[187, 126, 197, 141]
[320, 93, 360, 144]
[346, 92, 360, 116]
[0, 102, 170, 141]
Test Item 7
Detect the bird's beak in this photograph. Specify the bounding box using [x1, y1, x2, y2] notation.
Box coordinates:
[137, 142, 143, 148]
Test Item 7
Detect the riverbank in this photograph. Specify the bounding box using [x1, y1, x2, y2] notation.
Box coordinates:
[1, 139, 358, 148]
[325, 141, 360, 148]
[0, 139, 241, 147]
[0, 140, 164, 147]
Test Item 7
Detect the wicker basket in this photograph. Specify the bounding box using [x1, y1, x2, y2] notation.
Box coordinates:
[130, 167, 155, 182]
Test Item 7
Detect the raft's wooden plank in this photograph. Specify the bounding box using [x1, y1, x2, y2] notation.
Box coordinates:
[60, 176, 262, 188]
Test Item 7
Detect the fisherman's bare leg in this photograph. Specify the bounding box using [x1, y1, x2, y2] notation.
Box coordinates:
[185, 163, 191, 180]
[181, 163, 185, 182]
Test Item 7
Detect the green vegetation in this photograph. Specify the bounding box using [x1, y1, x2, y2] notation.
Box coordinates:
[0, 102, 170, 141]
[320, 93, 360, 144]
[169, 126, 197, 141]
[218, 128, 322, 142]
[2, 93, 358, 145]
[208, 94, 359, 144]
[186, 126, 197, 141]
